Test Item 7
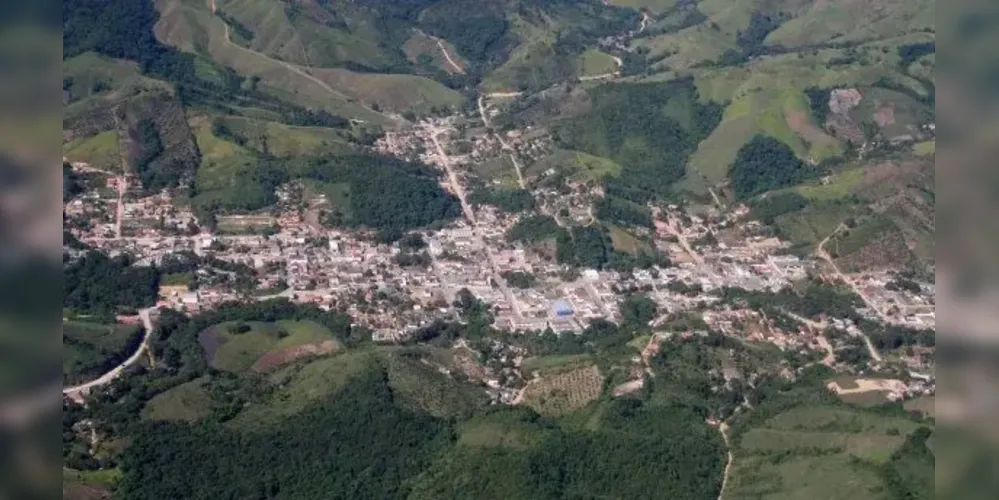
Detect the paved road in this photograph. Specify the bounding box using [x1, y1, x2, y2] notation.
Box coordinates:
[63, 308, 157, 401]
[428, 126, 524, 319]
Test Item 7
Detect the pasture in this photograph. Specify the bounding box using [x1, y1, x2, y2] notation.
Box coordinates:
[727, 405, 928, 500]
[63, 131, 121, 173]
[142, 378, 214, 422]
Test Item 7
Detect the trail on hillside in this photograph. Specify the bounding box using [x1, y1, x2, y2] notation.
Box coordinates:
[206, 0, 396, 122]
[717, 422, 733, 500]
[420, 30, 465, 74]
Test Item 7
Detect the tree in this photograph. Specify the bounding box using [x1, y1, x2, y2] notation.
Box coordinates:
[621, 294, 658, 325]
[729, 136, 810, 199]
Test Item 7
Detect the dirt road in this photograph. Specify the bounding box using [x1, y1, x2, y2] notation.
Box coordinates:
[816, 224, 884, 363]
[717, 422, 733, 500]
[424, 31, 464, 74]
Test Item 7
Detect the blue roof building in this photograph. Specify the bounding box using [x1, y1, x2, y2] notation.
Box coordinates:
[552, 299, 574, 317]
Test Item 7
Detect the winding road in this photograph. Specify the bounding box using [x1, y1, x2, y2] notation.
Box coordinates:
[63, 308, 157, 403]
[422, 30, 465, 74]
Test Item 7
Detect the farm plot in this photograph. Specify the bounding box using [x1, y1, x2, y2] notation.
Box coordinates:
[520, 364, 604, 417]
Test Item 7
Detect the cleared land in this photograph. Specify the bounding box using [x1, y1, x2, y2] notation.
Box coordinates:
[579, 49, 619, 77]
[198, 319, 338, 373]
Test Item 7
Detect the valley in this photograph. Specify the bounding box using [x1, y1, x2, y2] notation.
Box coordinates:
[62, 1, 936, 499]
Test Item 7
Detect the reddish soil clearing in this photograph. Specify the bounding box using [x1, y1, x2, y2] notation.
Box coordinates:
[251, 340, 341, 372]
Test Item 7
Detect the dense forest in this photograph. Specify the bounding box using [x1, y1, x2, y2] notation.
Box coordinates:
[505, 215, 561, 243]
[748, 191, 810, 225]
[190, 153, 460, 238]
[595, 195, 653, 228]
[555, 80, 722, 201]
[63, 252, 160, 317]
[468, 187, 535, 213]
[728, 136, 810, 199]
[116, 369, 452, 500]
[63, 0, 196, 84]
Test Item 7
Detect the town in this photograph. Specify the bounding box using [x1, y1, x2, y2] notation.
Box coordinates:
[64, 103, 936, 402]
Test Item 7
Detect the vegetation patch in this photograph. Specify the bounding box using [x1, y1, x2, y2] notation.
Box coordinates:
[521, 354, 594, 375]
[63, 131, 121, 172]
[579, 49, 619, 77]
[554, 79, 721, 200]
[64, 320, 144, 385]
[142, 378, 214, 422]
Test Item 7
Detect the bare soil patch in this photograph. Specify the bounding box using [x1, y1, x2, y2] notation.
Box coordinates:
[250, 340, 340, 372]
[786, 110, 839, 147]
[197, 326, 227, 364]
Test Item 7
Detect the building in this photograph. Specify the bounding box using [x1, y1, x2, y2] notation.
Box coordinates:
[552, 299, 574, 317]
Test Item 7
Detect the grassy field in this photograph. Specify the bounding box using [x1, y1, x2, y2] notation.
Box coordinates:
[458, 410, 550, 449]
[201, 319, 336, 373]
[228, 350, 377, 428]
[152, 0, 393, 124]
[526, 149, 622, 182]
[142, 377, 214, 422]
[795, 168, 865, 202]
[64, 468, 121, 500]
[912, 140, 935, 156]
[608, 225, 649, 254]
[775, 202, 858, 250]
[829, 216, 898, 256]
[764, 0, 933, 48]
[471, 154, 521, 186]
[64, 51, 172, 103]
[688, 86, 840, 186]
[230, 346, 486, 428]
[727, 405, 927, 499]
[383, 351, 488, 418]
[520, 364, 604, 417]
[903, 396, 934, 417]
[211, 115, 354, 157]
[63, 131, 121, 172]
[521, 354, 594, 375]
[579, 49, 619, 77]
